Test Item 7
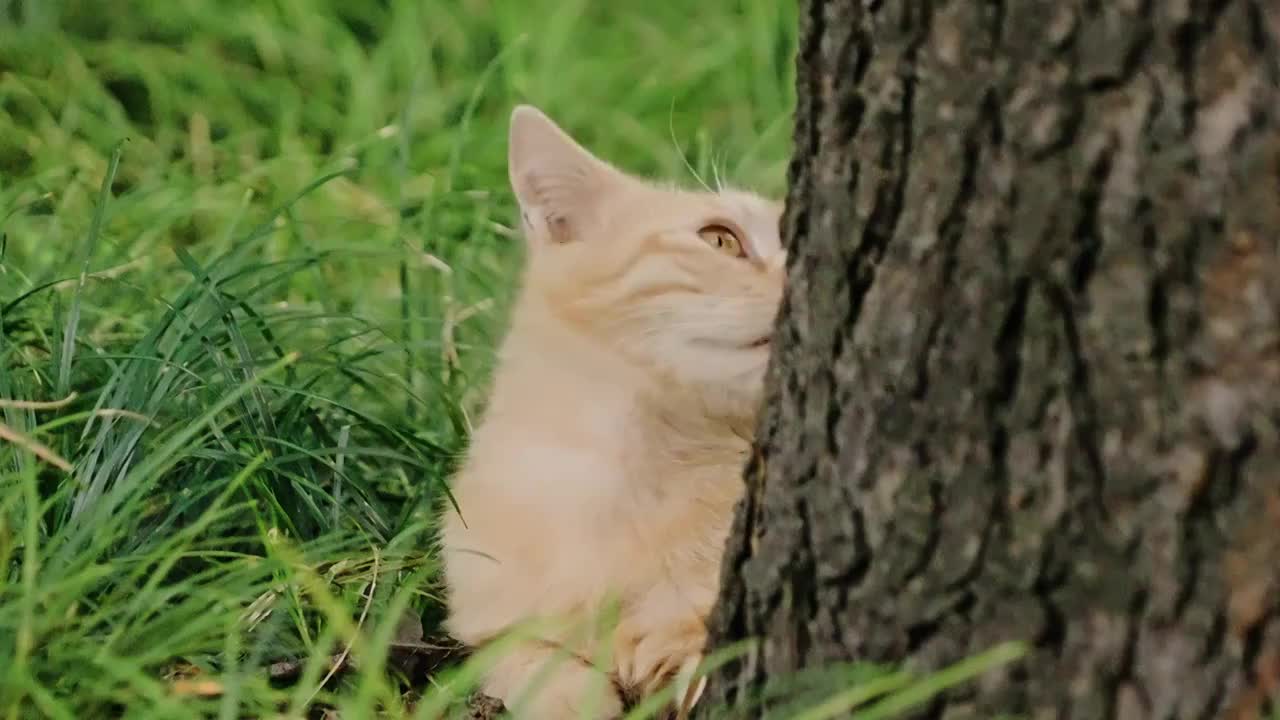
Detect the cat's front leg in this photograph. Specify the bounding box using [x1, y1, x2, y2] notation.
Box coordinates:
[484, 640, 625, 720]
[612, 610, 708, 708]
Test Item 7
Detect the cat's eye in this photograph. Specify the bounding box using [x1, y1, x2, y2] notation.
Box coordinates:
[697, 225, 746, 258]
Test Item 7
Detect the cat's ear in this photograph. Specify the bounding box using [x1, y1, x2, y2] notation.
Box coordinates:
[508, 105, 624, 244]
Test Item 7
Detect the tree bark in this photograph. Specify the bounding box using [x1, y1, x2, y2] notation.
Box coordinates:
[705, 0, 1280, 717]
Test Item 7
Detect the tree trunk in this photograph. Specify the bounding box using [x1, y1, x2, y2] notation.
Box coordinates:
[705, 0, 1280, 717]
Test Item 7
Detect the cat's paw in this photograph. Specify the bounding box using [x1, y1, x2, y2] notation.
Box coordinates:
[486, 647, 624, 720]
[612, 614, 707, 699]
[506, 674, 624, 720]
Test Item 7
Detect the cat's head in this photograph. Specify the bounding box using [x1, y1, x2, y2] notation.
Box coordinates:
[507, 105, 784, 416]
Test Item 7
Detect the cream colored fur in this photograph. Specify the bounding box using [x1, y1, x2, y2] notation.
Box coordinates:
[440, 105, 784, 719]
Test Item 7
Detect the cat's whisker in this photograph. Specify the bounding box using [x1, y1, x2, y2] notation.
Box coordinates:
[711, 150, 726, 193]
[668, 100, 712, 192]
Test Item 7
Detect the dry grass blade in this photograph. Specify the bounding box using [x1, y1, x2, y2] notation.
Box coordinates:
[0, 420, 73, 471]
[0, 392, 78, 410]
[302, 548, 381, 706]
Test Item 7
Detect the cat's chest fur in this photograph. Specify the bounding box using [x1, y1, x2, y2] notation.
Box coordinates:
[455, 333, 749, 591]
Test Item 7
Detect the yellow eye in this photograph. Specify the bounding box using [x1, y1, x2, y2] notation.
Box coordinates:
[697, 225, 745, 258]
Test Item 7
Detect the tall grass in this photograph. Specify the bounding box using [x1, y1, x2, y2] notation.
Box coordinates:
[0, 2, 1026, 717]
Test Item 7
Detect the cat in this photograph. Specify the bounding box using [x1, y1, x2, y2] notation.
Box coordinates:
[440, 104, 784, 719]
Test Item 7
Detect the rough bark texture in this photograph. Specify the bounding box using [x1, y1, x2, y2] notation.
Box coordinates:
[705, 0, 1280, 717]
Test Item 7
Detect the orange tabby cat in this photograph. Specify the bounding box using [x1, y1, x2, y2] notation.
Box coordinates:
[440, 105, 784, 719]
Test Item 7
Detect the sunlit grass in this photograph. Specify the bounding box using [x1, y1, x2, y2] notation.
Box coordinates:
[1, 0, 796, 715]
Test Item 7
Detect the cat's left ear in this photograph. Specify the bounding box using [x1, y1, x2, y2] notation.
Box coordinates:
[508, 105, 625, 244]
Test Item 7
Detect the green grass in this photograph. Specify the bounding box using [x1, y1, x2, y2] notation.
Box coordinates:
[0, 2, 1027, 717]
